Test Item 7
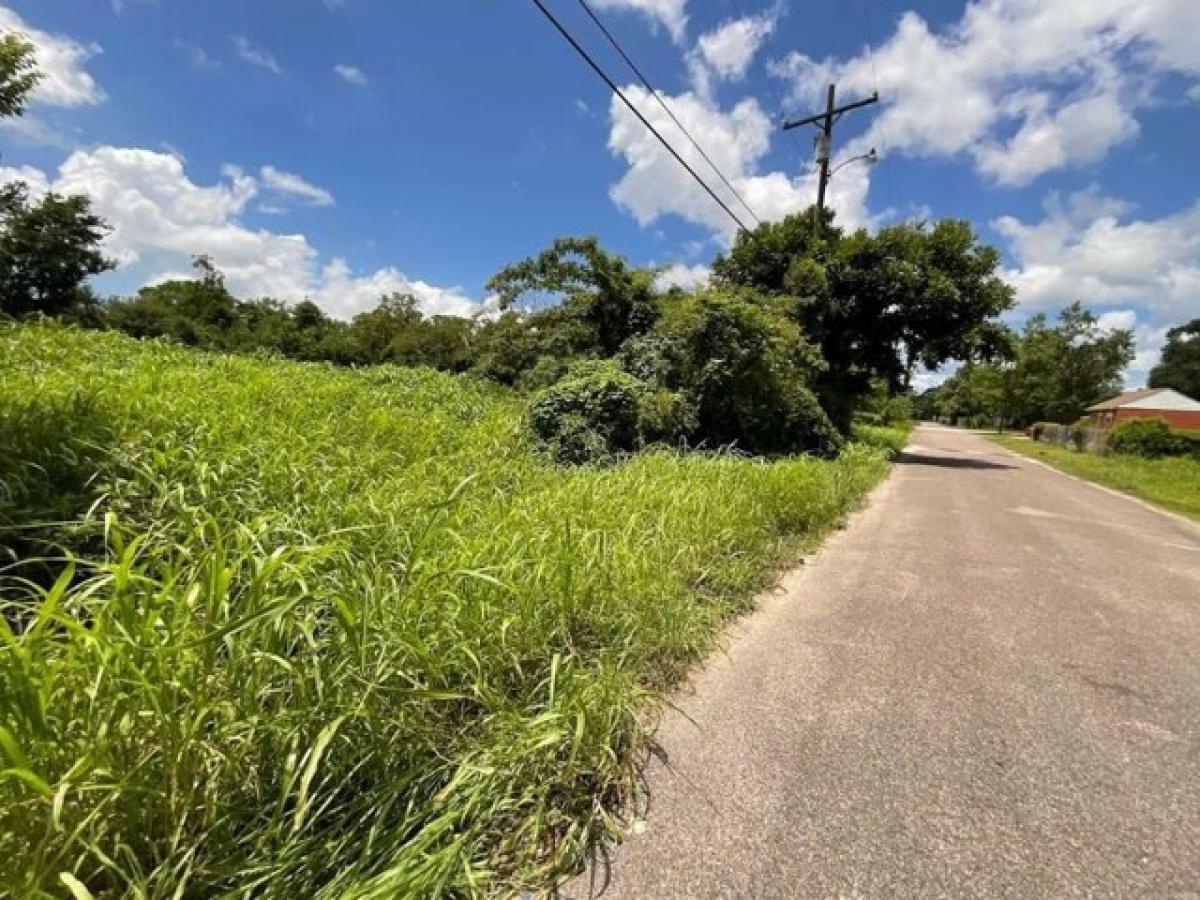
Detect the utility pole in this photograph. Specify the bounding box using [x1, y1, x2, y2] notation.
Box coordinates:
[783, 84, 879, 226]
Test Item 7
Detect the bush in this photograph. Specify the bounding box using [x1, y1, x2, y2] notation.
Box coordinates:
[656, 293, 843, 457]
[528, 360, 646, 464]
[1109, 418, 1200, 459]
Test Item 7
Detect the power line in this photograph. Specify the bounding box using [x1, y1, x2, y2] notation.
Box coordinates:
[528, 0, 752, 235]
[574, 0, 762, 226]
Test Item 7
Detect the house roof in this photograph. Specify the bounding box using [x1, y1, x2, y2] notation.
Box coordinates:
[1086, 388, 1200, 412]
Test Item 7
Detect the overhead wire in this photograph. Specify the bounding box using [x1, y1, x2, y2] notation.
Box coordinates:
[574, 0, 763, 226]
[528, 0, 753, 235]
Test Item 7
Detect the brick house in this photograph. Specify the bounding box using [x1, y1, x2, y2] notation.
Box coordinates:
[1086, 388, 1200, 430]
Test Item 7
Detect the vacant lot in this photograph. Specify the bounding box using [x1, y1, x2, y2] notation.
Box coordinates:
[0, 323, 893, 897]
[991, 434, 1200, 521]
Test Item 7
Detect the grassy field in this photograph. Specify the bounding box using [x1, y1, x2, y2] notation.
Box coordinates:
[990, 435, 1200, 521]
[0, 322, 893, 898]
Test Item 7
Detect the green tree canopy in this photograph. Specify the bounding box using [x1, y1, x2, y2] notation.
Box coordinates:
[1148, 318, 1200, 399]
[0, 32, 40, 119]
[926, 302, 1135, 426]
[712, 209, 1014, 427]
[0, 182, 113, 318]
[487, 236, 658, 357]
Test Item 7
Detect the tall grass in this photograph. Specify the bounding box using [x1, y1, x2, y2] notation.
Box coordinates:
[1, 322, 890, 897]
[851, 422, 915, 457]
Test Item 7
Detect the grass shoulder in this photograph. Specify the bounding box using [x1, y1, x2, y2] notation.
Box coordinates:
[0, 322, 899, 897]
[989, 433, 1200, 521]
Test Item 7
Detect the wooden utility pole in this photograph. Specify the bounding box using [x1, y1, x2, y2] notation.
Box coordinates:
[783, 84, 879, 222]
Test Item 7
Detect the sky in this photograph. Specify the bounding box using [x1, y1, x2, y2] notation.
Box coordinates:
[1, 0, 1198, 387]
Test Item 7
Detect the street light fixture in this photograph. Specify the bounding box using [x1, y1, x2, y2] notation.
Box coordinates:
[829, 147, 879, 178]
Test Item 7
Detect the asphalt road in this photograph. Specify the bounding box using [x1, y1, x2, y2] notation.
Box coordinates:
[562, 425, 1200, 899]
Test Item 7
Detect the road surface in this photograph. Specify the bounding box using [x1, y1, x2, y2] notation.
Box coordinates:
[563, 425, 1200, 899]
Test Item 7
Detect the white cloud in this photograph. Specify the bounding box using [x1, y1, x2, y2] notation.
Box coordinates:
[316, 259, 477, 321]
[973, 90, 1140, 186]
[0, 113, 72, 148]
[0, 164, 51, 196]
[607, 86, 872, 241]
[589, 0, 688, 44]
[769, 0, 1200, 184]
[654, 262, 710, 291]
[1097, 309, 1137, 334]
[174, 39, 219, 70]
[260, 165, 335, 207]
[994, 187, 1200, 321]
[696, 13, 775, 82]
[995, 185, 1200, 385]
[1125, 321, 1171, 388]
[333, 64, 367, 86]
[232, 35, 282, 75]
[3, 147, 476, 319]
[0, 6, 105, 107]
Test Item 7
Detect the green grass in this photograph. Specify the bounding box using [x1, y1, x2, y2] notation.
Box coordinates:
[851, 422, 915, 457]
[0, 322, 891, 898]
[990, 435, 1200, 521]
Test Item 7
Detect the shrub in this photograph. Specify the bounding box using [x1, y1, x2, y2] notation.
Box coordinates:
[528, 360, 646, 463]
[1110, 418, 1200, 459]
[637, 387, 696, 446]
[656, 292, 842, 457]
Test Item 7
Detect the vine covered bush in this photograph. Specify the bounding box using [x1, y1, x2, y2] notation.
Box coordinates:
[1109, 418, 1200, 459]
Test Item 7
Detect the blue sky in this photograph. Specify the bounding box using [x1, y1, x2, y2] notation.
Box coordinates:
[2, 0, 1198, 384]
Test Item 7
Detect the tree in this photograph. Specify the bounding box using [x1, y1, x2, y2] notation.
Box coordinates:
[105, 256, 237, 344]
[487, 237, 658, 357]
[652, 290, 840, 455]
[1149, 319, 1200, 399]
[0, 182, 113, 318]
[931, 303, 1135, 427]
[346, 293, 423, 364]
[0, 33, 40, 119]
[712, 209, 1015, 429]
[1009, 303, 1133, 423]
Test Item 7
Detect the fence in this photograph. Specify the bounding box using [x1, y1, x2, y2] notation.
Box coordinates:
[1033, 423, 1110, 455]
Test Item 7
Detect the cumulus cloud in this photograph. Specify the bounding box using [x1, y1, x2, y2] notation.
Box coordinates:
[654, 262, 710, 291]
[0, 147, 476, 319]
[260, 165, 335, 207]
[769, 0, 1200, 185]
[589, 0, 688, 44]
[232, 35, 282, 75]
[995, 188, 1200, 321]
[333, 63, 367, 86]
[607, 86, 872, 242]
[0, 5, 105, 107]
[0, 164, 51, 195]
[995, 185, 1200, 386]
[695, 12, 776, 82]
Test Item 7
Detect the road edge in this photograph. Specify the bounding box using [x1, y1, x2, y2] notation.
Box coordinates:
[986, 435, 1200, 537]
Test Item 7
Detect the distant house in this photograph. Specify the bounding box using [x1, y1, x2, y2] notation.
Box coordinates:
[1086, 388, 1200, 430]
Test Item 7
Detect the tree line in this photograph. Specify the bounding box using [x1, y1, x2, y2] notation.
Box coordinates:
[0, 169, 1019, 459]
[5, 31, 1198, 458]
[917, 305, 1200, 428]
